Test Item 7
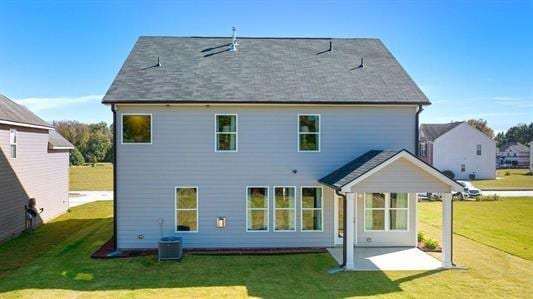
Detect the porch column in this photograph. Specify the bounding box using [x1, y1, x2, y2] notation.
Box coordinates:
[345, 192, 356, 270]
[442, 193, 453, 268]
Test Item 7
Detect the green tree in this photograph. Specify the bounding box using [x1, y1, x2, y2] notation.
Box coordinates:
[467, 119, 495, 138]
[69, 148, 85, 166]
[495, 122, 533, 147]
[85, 132, 112, 165]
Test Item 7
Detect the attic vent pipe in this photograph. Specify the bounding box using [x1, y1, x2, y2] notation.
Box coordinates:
[360, 57, 364, 68]
[230, 26, 238, 52]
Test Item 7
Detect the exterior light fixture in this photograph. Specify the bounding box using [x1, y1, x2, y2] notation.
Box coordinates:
[216, 217, 226, 228]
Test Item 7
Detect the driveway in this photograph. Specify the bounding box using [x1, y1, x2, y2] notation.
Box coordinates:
[69, 191, 113, 207]
[460, 181, 533, 197]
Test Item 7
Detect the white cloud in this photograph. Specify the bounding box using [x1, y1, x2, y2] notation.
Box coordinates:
[14, 94, 103, 112]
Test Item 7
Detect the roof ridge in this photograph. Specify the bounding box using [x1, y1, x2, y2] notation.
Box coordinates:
[139, 35, 381, 41]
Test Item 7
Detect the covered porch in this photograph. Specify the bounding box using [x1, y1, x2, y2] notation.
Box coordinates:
[319, 149, 463, 271]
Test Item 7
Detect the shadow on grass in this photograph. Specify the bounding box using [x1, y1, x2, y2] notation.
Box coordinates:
[0, 201, 442, 297]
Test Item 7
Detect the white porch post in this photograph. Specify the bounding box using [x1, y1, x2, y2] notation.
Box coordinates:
[442, 193, 453, 269]
[345, 192, 356, 270]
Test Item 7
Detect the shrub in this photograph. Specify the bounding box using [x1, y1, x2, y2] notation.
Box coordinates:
[478, 194, 499, 201]
[442, 170, 455, 179]
[424, 238, 439, 250]
[505, 171, 511, 176]
[69, 148, 85, 166]
[417, 232, 425, 243]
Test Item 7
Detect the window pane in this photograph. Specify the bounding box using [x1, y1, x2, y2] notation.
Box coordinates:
[275, 187, 295, 208]
[217, 115, 236, 132]
[248, 210, 267, 231]
[176, 188, 197, 209]
[177, 210, 197, 231]
[365, 193, 385, 209]
[299, 115, 319, 132]
[275, 210, 295, 231]
[302, 210, 322, 230]
[390, 193, 408, 208]
[216, 134, 236, 151]
[248, 187, 267, 208]
[123, 115, 151, 143]
[299, 134, 318, 151]
[10, 145, 16, 159]
[302, 188, 322, 208]
[390, 210, 408, 230]
[365, 210, 385, 230]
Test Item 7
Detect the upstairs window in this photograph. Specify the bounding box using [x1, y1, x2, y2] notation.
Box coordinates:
[9, 129, 16, 159]
[215, 114, 237, 152]
[122, 114, 152, 144]
[461, 164, 466, 172]
[298, 114, 320, 152]
[419, 143, 427, 157]
[476, 144, 482, 156]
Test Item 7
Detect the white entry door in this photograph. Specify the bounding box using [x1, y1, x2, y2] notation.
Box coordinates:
[333, 194, 344, 245]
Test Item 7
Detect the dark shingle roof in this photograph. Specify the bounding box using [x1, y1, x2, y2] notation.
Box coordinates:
[103, 36, 429, 105]
[499, 142, 529, 153]
[48, 130, 74, 150]
[420, 122, 463, 142]
[0, 94, 52, 128]
[319, 150, 400, 190]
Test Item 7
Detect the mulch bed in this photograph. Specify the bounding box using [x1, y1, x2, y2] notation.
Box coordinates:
[417, 241, 442, 253]
[91, 238, 327, 259]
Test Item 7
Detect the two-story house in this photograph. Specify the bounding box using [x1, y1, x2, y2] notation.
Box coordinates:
[0, 94, 73, 242]
[497, 142, 530, 168]
[419, 122, 496, 179]
[102, 35, 462, 270]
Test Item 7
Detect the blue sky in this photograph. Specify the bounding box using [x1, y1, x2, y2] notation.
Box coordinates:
[0, 0, 531, 132]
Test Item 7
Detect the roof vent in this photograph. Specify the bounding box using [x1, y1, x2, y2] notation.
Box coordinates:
[230, 26, 238, 52]
[359, 57, 364, 68]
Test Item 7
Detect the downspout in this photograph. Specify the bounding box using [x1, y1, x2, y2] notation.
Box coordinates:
[415, 105, 423, 155]
[112, 104, 118, 252]
[335, 190, 347, 268]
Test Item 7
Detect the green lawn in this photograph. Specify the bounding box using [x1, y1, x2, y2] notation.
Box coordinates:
[419, 197, 532, 260]
[70, 163, 113, 191]
[471, 169, 533, 190]
[0, 201, 531, 298]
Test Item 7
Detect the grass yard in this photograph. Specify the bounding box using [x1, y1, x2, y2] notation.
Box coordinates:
[0, 201, 531, 298]
[471, 168, 533, 190]
[419, 197, 532, 260]
[70, 163, 113, 191]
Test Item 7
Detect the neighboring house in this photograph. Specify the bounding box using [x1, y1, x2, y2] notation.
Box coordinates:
[102, 36, 462, 269]
[0, 94, 74, 242]
[530, 141, 533, 173]
[419, 122, 496, 180]
[497, 142, 530, 168]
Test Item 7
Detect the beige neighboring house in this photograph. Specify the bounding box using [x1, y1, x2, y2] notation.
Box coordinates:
[497, 142, 530, 168]
[0, 94, 74, 242]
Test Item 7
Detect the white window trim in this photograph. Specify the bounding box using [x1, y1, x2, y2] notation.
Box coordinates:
[273, 186, 297, 232]
[246, 186, 269, 232]
[300, 186, 324, 232]
[215, 114, 238, 152]
[476, 144, 482, 156]
[363, 193, 409, 232]
[9, 129, 16, 159]
[297, 114, 321, 152]
[121, 113, 153, 145]
[174, 186, 199, 233]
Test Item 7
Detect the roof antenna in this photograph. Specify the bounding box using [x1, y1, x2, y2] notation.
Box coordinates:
[230, 26, 238, 52]
[156, 56, 161, 67]
[359, 57, 364, 68]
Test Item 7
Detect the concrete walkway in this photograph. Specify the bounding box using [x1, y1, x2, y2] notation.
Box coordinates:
[327, 246, 442, 271]
[69, 191, 113, 207]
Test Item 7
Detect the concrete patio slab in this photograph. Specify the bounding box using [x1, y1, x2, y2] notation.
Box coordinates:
[327, 246, 442, 271]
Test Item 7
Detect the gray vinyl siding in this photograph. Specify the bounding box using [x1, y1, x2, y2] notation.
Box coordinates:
[116, 105, 417, 249]
[0, 125, 69, 242]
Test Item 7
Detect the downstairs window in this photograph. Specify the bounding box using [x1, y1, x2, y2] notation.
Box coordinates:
[365, 193, 409, 231]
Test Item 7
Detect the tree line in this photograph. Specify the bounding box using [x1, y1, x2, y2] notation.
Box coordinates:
[53, 121, 112, 166]
[467, 119, 532, 147]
